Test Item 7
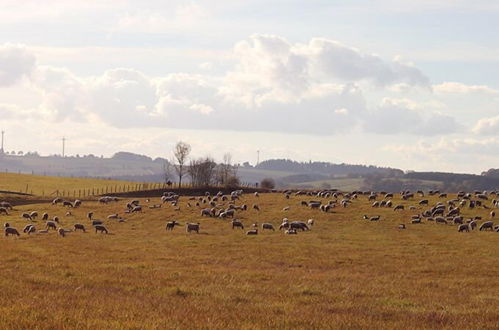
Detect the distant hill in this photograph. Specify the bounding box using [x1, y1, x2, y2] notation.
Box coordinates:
[256, 159, 403, 176]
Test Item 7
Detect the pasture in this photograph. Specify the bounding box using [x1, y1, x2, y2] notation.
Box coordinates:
[0, 173, 154, 197]
[0, 189, 498, 329]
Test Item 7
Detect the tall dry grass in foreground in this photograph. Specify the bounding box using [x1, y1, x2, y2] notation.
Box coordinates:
[0, 192, 498, 329]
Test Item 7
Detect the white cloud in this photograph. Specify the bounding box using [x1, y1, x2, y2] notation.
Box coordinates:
[365, 97, 459, 135]
[0, 44, 35, 86]
[434, 82, 499, 95]
[473, 115, 499, 135]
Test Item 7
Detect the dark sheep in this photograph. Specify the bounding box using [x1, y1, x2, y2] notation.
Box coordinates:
[74, 224, 86, 232]
[262, 223, 275, 231]
[186, 223, 200, 233]
[479, 221, 494, 231]
[95, 225, 109, 234]
[5, 227, 20, 236]
[458, 224, 470, 232]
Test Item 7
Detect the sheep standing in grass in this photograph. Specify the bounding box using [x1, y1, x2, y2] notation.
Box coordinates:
[479, 221, 494, 231]
[166, 220, 179, 231]
[0, 207, 8, 215]
[30, 211, 38, 219]
[186, 223, 200, 233]
[307, 219, 314, 226]
[262, 223, 275, 231]
[253, 204, 260, 211]
[74, 224, 86, 232]
[246, 229, 258, 235]
[58, 228, 66, 237]
[95, 225, 109, 234]
[458, 224, 470, 232]
[42, 213, 49, 221]
[92, 220, 103, 226]
[46, 221, 57, 231]
[5, 227, 20, 236]
[231, 220, 244, 230]
[21, 213, 32, 221]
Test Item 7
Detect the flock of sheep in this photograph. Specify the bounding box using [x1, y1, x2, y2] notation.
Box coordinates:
[2, 188, 499, 239]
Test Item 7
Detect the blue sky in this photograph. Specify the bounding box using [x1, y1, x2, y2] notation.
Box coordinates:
[0, 1, 498, 173]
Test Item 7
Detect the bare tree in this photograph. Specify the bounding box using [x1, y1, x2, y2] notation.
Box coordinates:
[173, 141, 191, 188]
[216, 153, 239, 187]
[188, 157, 217, 187]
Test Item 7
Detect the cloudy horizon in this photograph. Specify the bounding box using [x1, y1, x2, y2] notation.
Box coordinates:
[0, 1, 498, 174]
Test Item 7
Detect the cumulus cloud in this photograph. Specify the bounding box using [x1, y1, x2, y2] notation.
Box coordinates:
[0, 44, 36, 86]
[473, 115, 499, 135]
[365, 98, 459, 135]
[434, 82, 499, 95]
[0, 35, 461, 137]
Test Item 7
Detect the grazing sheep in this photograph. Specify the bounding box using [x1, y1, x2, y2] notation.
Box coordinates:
[394, 205, 404, 211]
[62, 201, 74, 208]
[254, 192, 259, 197]
[107, 214, 119, 220]
[261, 223, 275, 231]
[29, 211, 38, 219]
[92, 220, 103, 226]
[166, 220, 179, 231]
[46, 221, 57, 230]
[398, 224, 406, 229]
[52, 198, 63, 205]
[307, 219, 314, 226]
[246, 229, 258, 235]
[309, 202, 321, 209]
[186, 223, 200, 233]
[23, 224, 33, 233]
[491, 211, 496, 219]
[435, 217, 448, 225]
[0, 207, 8, 215]
[282, 206, 290, 211]
[131, 205, 142, 213]
[479, 221, 494, 231]
[41, 213, 48, 221]
[231, 220, 244, 230]
[5, 227, 20, 236]
[21, 213, 32, 221]
[73, 200, 82, 208]
[87, 212, 93, 220]
[65, 211, 72, 216]
[74, 224, 86, 232]
[290, 221, 309, 231]
[253, 204, 260, 211]
[53, 216, 59, 223]
[411, 218, 421, 224]
[279, 221, 290, 230]
[94, 225, 109, 234]
[370, 216, 381, 221]
[201, 208, 213, 217]
[458, 224, 470, 232]
[58, 228, 66, 237]
[4, 222, 9, 228]
[469, 220, 477, 230]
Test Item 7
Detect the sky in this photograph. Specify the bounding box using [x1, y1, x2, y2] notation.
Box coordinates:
[0, 0, 498, 174]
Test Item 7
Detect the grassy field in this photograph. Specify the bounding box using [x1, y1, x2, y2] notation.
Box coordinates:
[0, 191, 498, 329]
[0, 173, 155, 197]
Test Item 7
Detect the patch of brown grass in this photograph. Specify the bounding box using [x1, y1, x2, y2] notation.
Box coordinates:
[0, 192, 498, 328]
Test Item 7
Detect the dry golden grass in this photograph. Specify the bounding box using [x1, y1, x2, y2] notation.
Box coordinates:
[0, 172, 150, 197]
[0, 192, 498, 329]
